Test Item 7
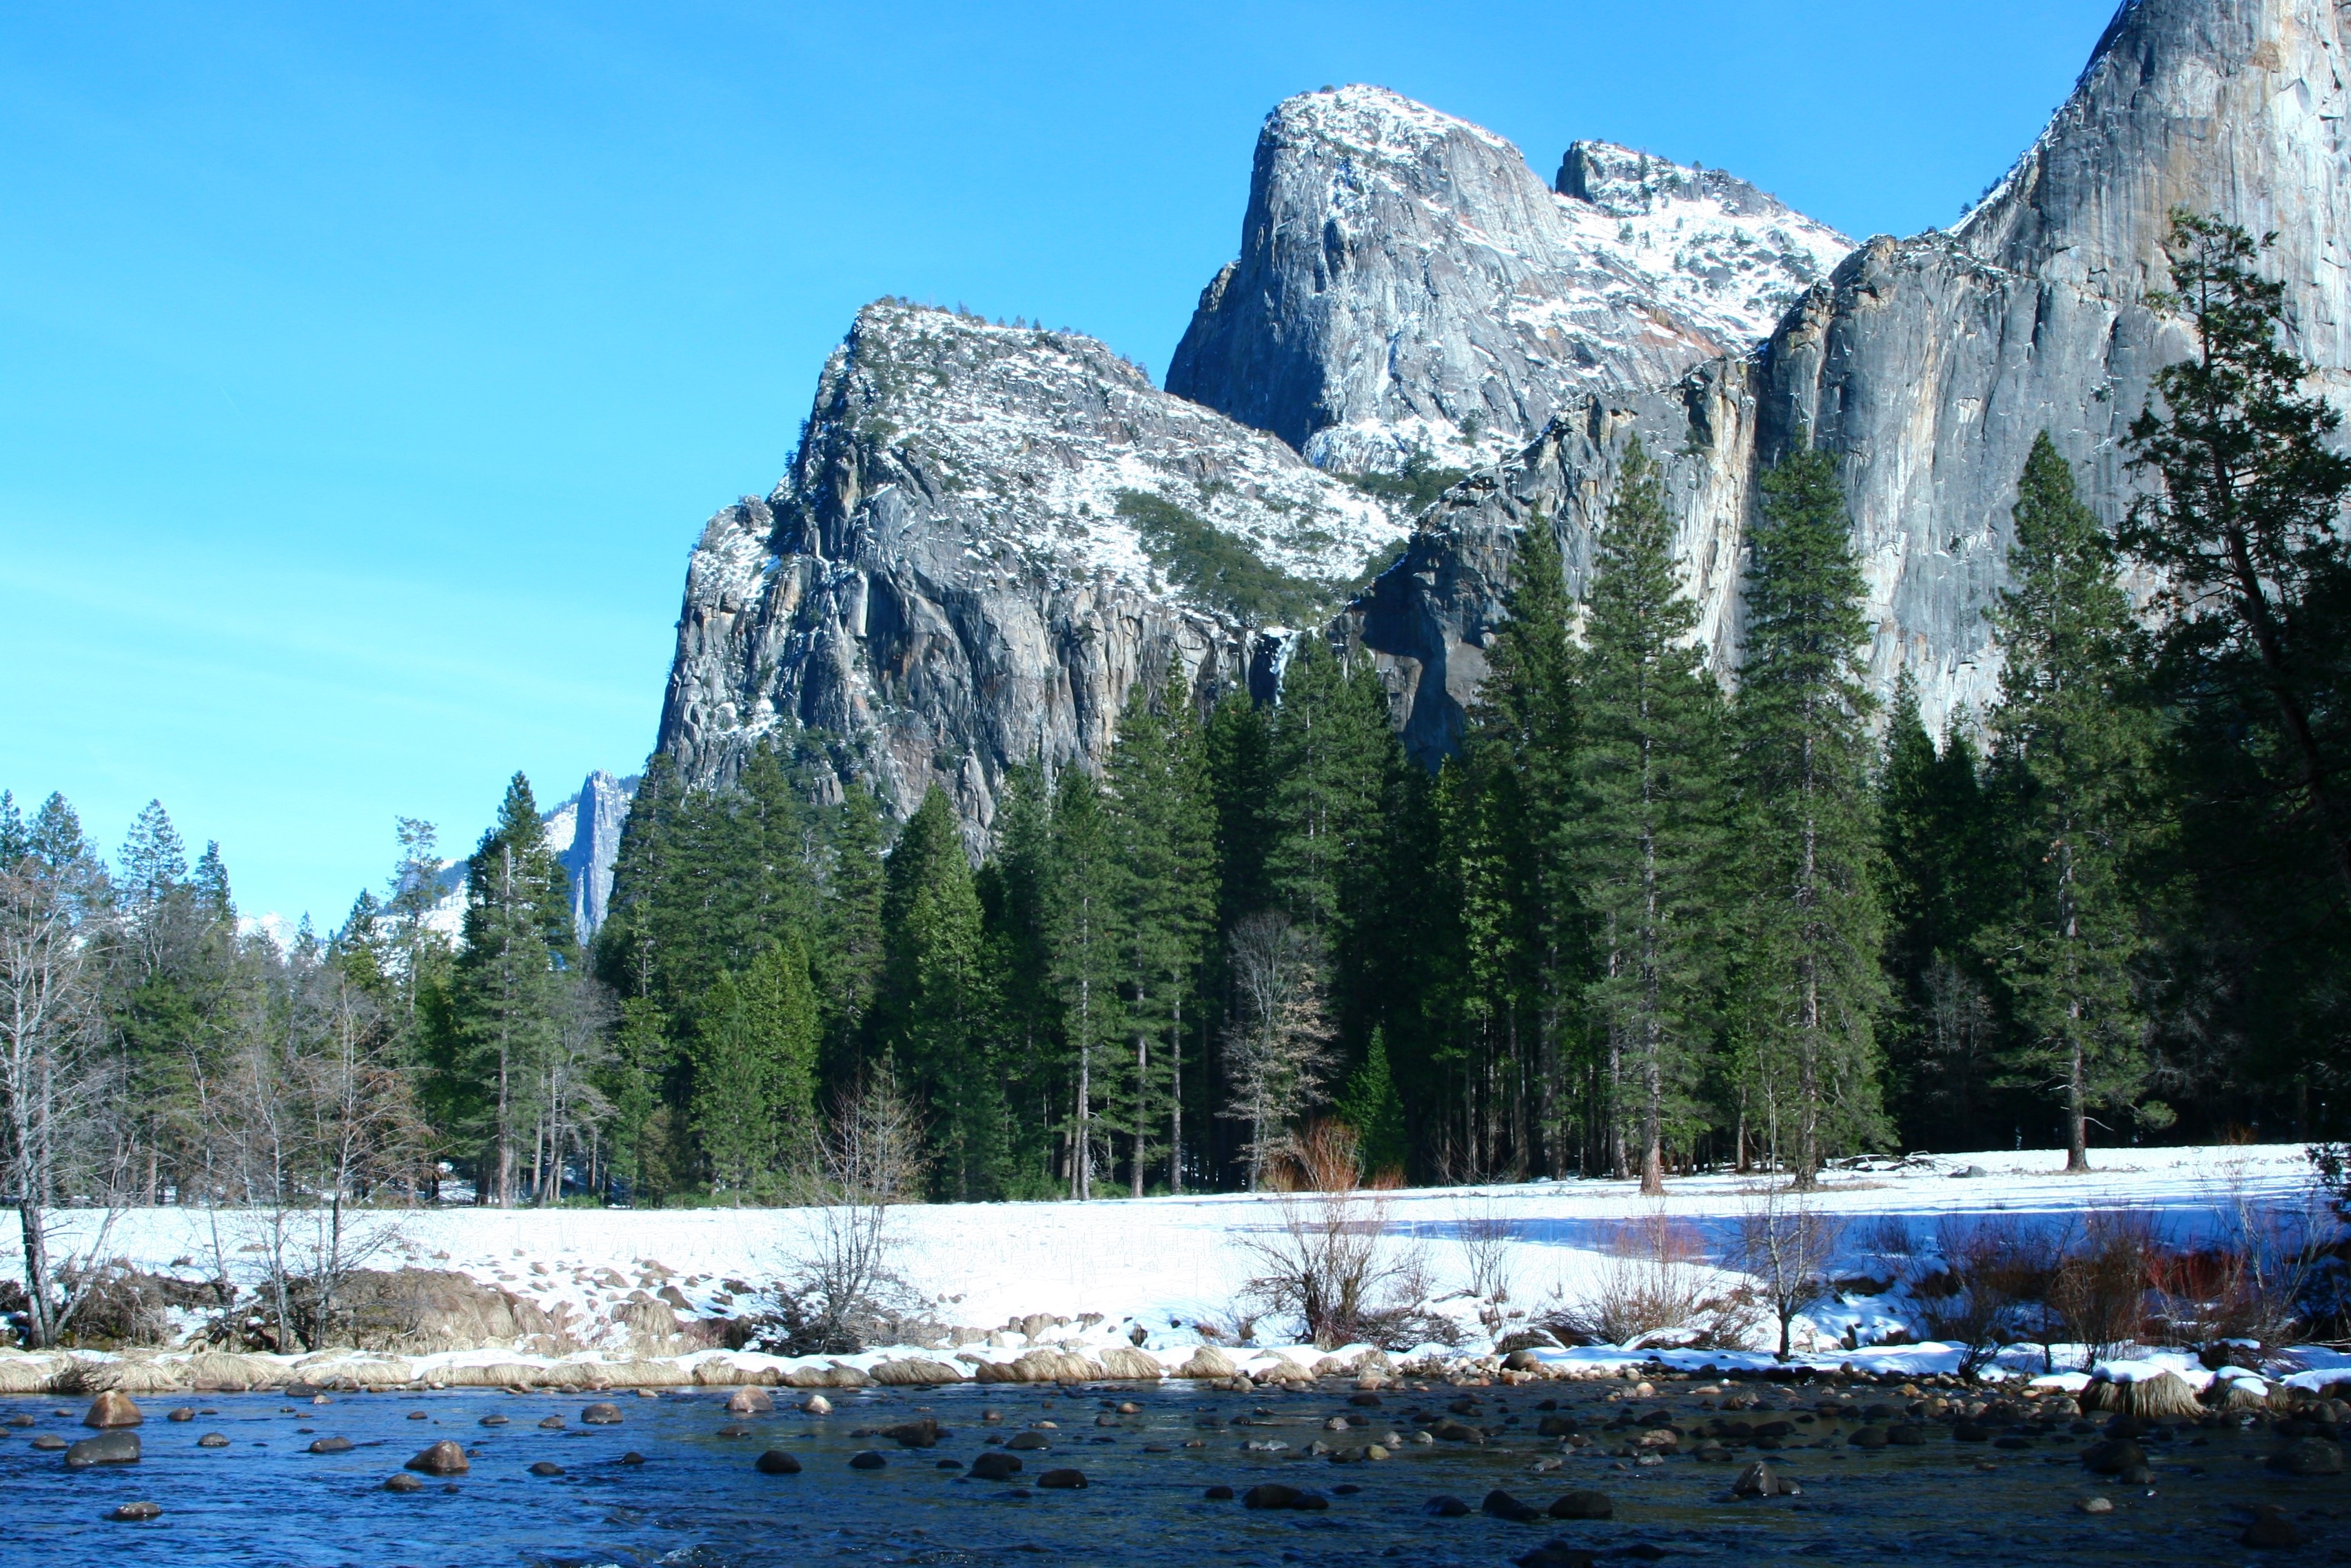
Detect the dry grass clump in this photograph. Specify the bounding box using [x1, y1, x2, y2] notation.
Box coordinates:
[1544, 1211, 1757, 1351]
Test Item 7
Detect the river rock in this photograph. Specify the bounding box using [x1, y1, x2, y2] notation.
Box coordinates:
[2244, 1504, 2301, 1548]
[970, 1452, 1022, 1480]
[529, 1460, 564, 1476]
[726, 1387, 773, 1414]
[1730, 1462, 1798, 1498]
[84, 1392, 141, 1429]
[308, 1436, 353, 1454]
[2082, 1439, 2147, 1476]
[882, 1418, 941, 1449]
[385, 1472, 424, 1493]
[479, 1415, 507, 1427]
[1429, 1418, 1484, 1443]
[65, 1430, 140, 1468]
[1549, 1491, 1613, 1520]
[581, 1402, 622, 1425]
[2078, 1496, 2113, 1514]
[1203, 1483, 1234, 1500]
[165, 1407, 194, 1423]
[1849, 1425, 1889, 1448]
[105, 1501, 162, 1522]
[802, 1395, 833, 1416]
[716, 1423, 752, 1438]
[754, 1449, 802, 1474]
[2270, 1438, 2343, 1476]
[1243, 1483, 1321, 1509]
[1482, 1489, 1543, 1523]
[30, 1434, 65, 1451]
[1006, 1430, 1051, 1451]
[538, 1416, 565, 1429]
[1425, 1494, 1473, 1516]
[406, 1440, 469, 1476]
[848, 1450, 887, 1469]
[1037, 1467, 1088, 1489]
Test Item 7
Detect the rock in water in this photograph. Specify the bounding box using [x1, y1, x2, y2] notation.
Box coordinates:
[1006, 1431, 1051, 1451]
[726, 1387, 773, 1415]
[969, 1452, 1022, 1480]
[1241, 1483, 1320, 1509]
[405, 1440, 469, 1477]
[105, 1501, 162, 1522]
[580, 1403, 622, 1425]
[2082, 1439, 2148, 1476]
[802, 1394, 833, 1416]
[1548, 1491, 1613, 1520]
[196, 1434, 228, 1449]
[1730, 1462, 1798, 1498]
[307, 1436, 353, 1454]
[84, 1392, 142, 1429]
[1482, 1489, 1543, 1523]
[882, 1418, 940, 1449]
[2244, 1504, 2301, 1548]
[848, 1450, 888, 1470]
[65, 1431, 140, 1468]
[1424, 1494, 1472, 1516]
[2270, 1438, 2344, 1476]
[529, 1461, 564, 1477]
[1036, 1468, 1089, 1490]
[754, 1450, 802, 1475]
[385, 1473, 425, 1493]
[165, 1407, 194, 1423]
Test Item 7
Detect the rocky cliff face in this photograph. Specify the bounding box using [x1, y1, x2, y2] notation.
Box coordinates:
[1164, 85, 1851, 474]
[655, 302, 1412, 832]
[1357, 0, 2351, 758]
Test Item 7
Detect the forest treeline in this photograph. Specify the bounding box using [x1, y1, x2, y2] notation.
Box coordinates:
[6, 215, 2350, 1216]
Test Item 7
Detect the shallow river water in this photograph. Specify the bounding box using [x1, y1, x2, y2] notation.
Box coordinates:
[1, 1378, 2338, 1567]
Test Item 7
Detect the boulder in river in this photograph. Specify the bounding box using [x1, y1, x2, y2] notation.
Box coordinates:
[755, 1450, 802, 1474]
[1424, 1494, 1472, 1516]
[1037, 1468, 1088, 1489]
[2270, 1438, 2344, 1476]
[529, 1461, 564, 1476]
[581, 1402, 622, 1425]
[2082, 1439, 2147, 1476]
[2243, 1503, 2302, 1548]
[726, 1387, 773, 1414]
[1730, 1462, 1798, 1498]
[385, 1473, 425, 1493]
[105, 1501, 162, 1522]
[1481, 1489, 1543, 1522]
[1006, 1430, 1051, 1451]
[30, 1434, 66, 1451]
[65, 1431, 140, 1469]
[970, 1452, 1022, 1480]
[802, 1394, 833, 1416]
[1548, 1491, 1613, 1520]
[196, 1433, 229, 1449]
[882, 1418, 941, 1448]
[83, 1392, 141, 1429]
[406, 1440, 469, 1476]
[308, 1436, 353, 1454]
[165, 1408, 194, 1423]
[848, 1450, 888, 1470]
[1241, 1483, 1321, 1509]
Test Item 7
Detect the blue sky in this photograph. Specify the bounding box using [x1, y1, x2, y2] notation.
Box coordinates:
[0, 0, 2121, 926]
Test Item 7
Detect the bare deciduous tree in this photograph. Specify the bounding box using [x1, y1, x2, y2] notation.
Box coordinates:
[774, 1063, 928, 1354]
[0, 862, 128, 1346]
[1733, 1181, 1844, 1361]
[1221, 912, 1335, 1191]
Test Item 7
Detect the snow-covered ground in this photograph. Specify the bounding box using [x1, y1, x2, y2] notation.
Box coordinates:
[18, 1143, 2334, 1393]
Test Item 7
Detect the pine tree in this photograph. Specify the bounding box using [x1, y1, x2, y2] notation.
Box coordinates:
[1336, 1026, 1408, 1178]
[449, 773, 572, 1206]
[1574, 438, 1727, 1194]
[879, 788, 1001, 1198]
[977, 760, 1058, 1194]
[2124, 214, 2351, 904]
[1447, 516, 1581, 1177]
[1267, 636, 1394, 949]
[1876, 678, 2001, 1148]
[1736, 447, 1889, 1183]
[691, 937, 820, 1197]
[1047, 769, 1124, 1199]
[1105, 661, 1217, 1194]
[0, 792, 26, 868]
[1981, 434, 2161, 1171]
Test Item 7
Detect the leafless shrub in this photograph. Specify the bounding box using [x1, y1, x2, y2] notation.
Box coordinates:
[1856, 1214, 1915, 1263]
[1235, 1120, 1437, 1350]
[2150, 1174, 2331, 1350]
[1547, 1210, 1758, 1350]
[1925, 1215, 2062, 1381]
[1221, 913, 1337, 1192]
[2050, 1210, 2156, 1370]
[1456, 1196, 1516, 1302]
[1732, 1183, 1844, 1361]
[769, 1063, 929, 1354]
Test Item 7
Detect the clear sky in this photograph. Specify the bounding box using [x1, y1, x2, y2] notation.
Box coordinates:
[0, 0, 2122, 928]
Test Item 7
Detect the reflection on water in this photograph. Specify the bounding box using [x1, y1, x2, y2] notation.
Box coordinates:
[0, 1378, 2330, 1566]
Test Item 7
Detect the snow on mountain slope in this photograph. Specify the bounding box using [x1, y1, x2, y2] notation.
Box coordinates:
[1168, 85, 1852, 474]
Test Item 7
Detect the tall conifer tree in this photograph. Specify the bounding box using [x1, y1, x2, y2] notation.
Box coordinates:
[1574, 440, 1727, 1194]
[1736, 448, 1889, 1183]
[1982, 434, 2161, 1170]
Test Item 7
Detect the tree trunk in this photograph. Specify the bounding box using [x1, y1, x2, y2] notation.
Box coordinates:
[2066, 1027, 2090, 1173]
[1168, 992, 1183, 1195]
